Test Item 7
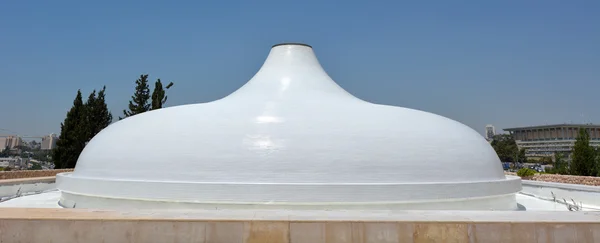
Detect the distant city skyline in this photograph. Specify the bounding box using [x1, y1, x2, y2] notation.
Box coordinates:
[1, 1, 599, 137]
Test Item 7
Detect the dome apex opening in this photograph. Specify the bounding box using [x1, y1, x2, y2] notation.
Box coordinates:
[271, 43, 312, 48]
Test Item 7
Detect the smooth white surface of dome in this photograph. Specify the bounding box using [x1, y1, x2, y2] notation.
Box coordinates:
[57, 43, 521, 210]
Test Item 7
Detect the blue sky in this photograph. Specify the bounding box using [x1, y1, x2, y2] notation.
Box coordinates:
[1, 1, 599, 137]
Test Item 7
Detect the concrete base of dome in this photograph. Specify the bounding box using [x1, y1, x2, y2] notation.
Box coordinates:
[59, 191, 520, 211]
[56, 173, 522, 211]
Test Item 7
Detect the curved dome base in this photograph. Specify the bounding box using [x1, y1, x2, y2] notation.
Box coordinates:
[59, 191, 519, 211]
[57, 173, 522, 211]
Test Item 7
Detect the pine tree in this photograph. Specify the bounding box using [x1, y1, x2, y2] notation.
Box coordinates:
[151, 79, 174, 110]
[121, 74, 151, 119]
[570, 128, 595, 176]
[53, 90, 86, 169]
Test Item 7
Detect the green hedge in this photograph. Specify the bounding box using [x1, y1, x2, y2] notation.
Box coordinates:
[517, 168, 536, 177]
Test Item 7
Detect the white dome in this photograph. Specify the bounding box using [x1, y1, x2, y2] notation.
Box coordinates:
[57, 43, 521, 210]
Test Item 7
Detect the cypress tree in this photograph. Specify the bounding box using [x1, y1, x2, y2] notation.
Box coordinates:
[53, 90, 86, 169]
[84, 87, 113, 143]
[82, 90, 97, 142]
[95, 86, 113, 131]
[53, 88, 113, 169]
[570, 128, 595, 176]
[553, 152, 568, 175]
[121, 74, 151, 119]
[151, 79, 174, 110]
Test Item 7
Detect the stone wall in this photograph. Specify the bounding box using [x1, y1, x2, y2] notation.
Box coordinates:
[506, 172, 600, 186]
[531, 174, 600, 186]
[0, 169, 73, 180]
[1, 208, 599, 243]
[7, 220, 596, 243]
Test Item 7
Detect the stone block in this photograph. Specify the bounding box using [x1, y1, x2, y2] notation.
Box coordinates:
[243, 221, 289, 243]
[509, 223, 536, 242]
[290, 222, 325, 243]
[362, 222, 400, 243]
[413, 223, 468, 243]
[133, 220, 206, 243]
[205, 221, 244, 243]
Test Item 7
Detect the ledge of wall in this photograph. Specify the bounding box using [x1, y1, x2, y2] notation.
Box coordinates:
[0, 176, 55, 187]
[0, 209, 599, 242]
[522, 180, 600, 193]
[0, 177, 57, 198]
[0, 169, 73, 180]
[520, 180, 600, 210]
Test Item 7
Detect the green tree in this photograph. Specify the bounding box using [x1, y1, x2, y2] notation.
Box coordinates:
[121, 74, 151, 119]
[84, 86, 113, 142]
[553, 152, 568, 175]
[15, 145, 31, 153]
[597, 148, 600, 177]
[28, 162, 42, 170]
[491, 134, 519, 162]
[570, 128, 596, 176]
[53, 90, 87, 169]
[518, 148, 527, 163]
[82, 90, 97, 142]
[0, 146, 10, 157]
[31, 150, 51, 162]
[151, 79, 174, 110]
[53, 88, 113, 169]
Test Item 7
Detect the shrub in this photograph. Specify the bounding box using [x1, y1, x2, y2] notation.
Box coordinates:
[28, 162, 42, 170]
[517, 168, 536, 177]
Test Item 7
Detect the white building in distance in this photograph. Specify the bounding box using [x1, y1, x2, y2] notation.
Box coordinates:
[0, 135, 23, 150]
[485, 124, 496, 140]
[41, 134, 58, 150]
[504, 124, 600, 160]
